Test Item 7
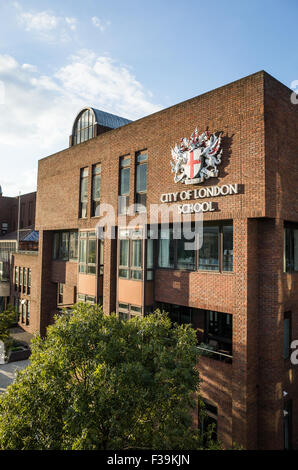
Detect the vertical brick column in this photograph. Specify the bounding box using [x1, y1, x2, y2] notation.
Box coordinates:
[39, 230, 58, 336]
[232, 218, 259, 449]
[257, 218, 284, 449]
[102, 231, 117, 315]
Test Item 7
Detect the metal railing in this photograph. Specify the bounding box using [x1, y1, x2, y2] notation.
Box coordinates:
[197, 345, 233, 362]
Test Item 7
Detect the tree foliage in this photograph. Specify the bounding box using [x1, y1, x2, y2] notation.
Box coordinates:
[0, 305, 204, 450]
[0, 305, 18, 346]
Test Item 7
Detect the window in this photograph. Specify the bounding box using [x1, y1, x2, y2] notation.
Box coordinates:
[205, 310, 232, 356]
[53, 231, 78, 261]
[15, 267, 18, 290]
[1, 222, 8, 235]
[79, 167, 89, 218]
[23, 268, 27, 294]
[91, 164, 101, 217]
[77, 294, 96, 304]
[199, 226, 219, 271]
[284, 223, 298, 272]
[69, 232, 78, 261]
[119, 156, 130, 214]
[119, 229, 143, 280]
[73, 109, 95, 145]
[284, 399, 292, 450]
[199, 400, 218, 446]
[19, 267, 22, 293]
[284, 312, 291, 359]
[26, 300, 30, 325]
[21, 301, 25, 324]
[118, 303, 142, 320]
[157, 223, 233, 272]
[157, 302, 192, 325]
[27, 269, 31, 295]
[135, 152, 147, 212]
[58, 283, 64, 305]
[79, 231, 97, 274]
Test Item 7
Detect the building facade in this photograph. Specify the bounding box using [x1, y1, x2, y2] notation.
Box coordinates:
[0, 190, 37, 312]
[10, 71, 298, 450]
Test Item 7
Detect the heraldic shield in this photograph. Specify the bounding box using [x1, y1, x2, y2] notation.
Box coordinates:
[182, 147, 202, 180]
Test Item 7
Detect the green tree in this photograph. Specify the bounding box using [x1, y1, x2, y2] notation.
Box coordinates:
[0, 304, 204, 450]
[0, 305, 18, 346]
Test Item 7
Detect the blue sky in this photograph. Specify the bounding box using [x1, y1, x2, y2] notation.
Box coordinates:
[0, 0, 298, 195]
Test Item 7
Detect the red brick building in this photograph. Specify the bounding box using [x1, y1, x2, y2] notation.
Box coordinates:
[10, 71, 298, 449]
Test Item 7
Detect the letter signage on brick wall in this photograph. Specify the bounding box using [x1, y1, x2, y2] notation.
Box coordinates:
[160, 184, 239, 214]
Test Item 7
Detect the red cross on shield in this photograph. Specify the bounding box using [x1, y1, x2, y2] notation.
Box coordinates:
[183, 147, 202, 179]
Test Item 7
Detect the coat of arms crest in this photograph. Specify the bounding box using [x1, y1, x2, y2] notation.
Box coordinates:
[170, 129, 222, 184]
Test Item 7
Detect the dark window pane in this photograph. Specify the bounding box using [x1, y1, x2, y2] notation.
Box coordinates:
[136, 163, 147, 193]
[223, 225, 233, 271]
[60, 232, 69, 260]
[158, 228, 174, 268]
[120, 239, 129, 266]
[119, 268, 129, 278]
[199, 226, 219, 271]
[120, 167, 130, 195]
[79, 239, 87, 264]
[131, 270, 142, 280]
[177, 232, 195, 270]
[88, 238, 96, 265]
[69, 232, 78, 260]
[131, 239, 142, 268]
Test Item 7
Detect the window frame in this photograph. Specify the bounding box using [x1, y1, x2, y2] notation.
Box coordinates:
[157, 221, 233, 273]
[53, 230, 78, 262]
[79, 231, 97, 275]
[91, 163, 101, 217]
[135, 151, 148, 213]
[119, 155, 131, 215]
[284, 223, 298, 273]
[118, 229, 143, 280]
[79, 167, 89, 219]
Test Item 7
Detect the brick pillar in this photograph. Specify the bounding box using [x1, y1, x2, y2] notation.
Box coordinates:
[232, 218, 259, 449]
[257, 218, 284, 449]
[39, 230, 58, 336]
[102, 230, 117, 315]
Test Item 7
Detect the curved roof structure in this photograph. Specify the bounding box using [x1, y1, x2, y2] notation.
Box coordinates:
[72, 107, 132, 135]
[92, 108, 132, 129]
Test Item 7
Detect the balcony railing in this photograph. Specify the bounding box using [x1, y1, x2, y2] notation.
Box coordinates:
[197, 345, 233, 363]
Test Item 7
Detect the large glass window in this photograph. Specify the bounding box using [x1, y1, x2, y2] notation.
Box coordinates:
[53, 231, 78, 261]
[158, 223, 233, 272]
[73, 109, 95, 145]
[205, 310, 232, 355]
[199, 401, 218, 447]
[91, 164, 101, 217]
[79, 167, 89, 218]
[199, 226, 219, 271]
[158, 228, 175, 268]
[135, 152, 147, 212]
[119, 156, 130, 214]
[79, 231, 97, 275]
[284, 224, 298, 272]
[223, 225, 233, 272]
[119, 229, 143, 280]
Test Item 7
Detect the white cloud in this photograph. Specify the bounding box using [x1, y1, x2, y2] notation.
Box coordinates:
[91, 16, 111, 32]
[14, 3, 78, 42]
[0, 51, 161, 196]
[65, 17, 77, 31]
[19, 11, 59, 32]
